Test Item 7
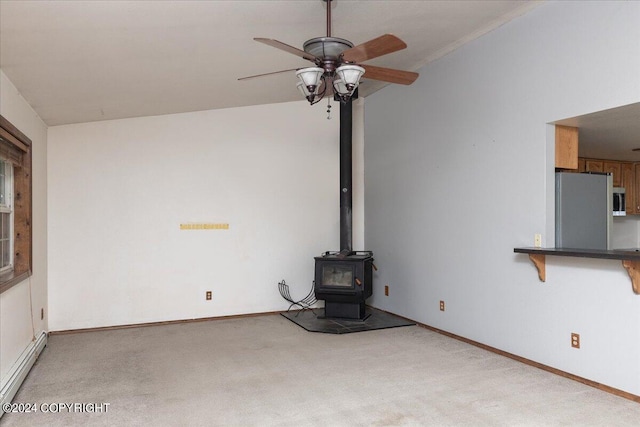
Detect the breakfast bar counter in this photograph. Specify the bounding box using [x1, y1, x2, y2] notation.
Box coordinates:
[514, 247, 640, 294]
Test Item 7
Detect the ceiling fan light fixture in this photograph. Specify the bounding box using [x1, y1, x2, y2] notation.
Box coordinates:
[297, 81, 319, 103]
[297, 81, 310, 96]
[332, 78, 351, 95]
[242, 1, 419, 113]
[335, 64, 365, 90]
[296, 67, 324, 94]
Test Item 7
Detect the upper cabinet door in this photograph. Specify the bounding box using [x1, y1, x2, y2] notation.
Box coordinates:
[603, 161, 621, 187]
[621, 162, 635, 215]
[585, 159, 604, 172]
[555, 125, 578, 169]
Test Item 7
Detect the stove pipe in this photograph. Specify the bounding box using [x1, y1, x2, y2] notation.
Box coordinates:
[339, 94, 354, 252]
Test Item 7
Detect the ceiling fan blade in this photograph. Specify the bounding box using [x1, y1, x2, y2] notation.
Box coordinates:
[361, 64, 419, 85]
[238, 69, 298, 81]
[341, 34, 407, 63]
[254, 38, 318, 62]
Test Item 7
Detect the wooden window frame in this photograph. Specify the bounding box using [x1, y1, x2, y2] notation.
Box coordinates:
[0, 115, 32, 294]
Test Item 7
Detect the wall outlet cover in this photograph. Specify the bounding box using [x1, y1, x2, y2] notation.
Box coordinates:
[571, 333, 580, 349]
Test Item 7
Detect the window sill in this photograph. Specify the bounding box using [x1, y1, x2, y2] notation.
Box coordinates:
[0, 270, 32, 294]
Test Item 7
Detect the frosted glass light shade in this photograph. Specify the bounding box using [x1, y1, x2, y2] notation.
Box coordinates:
[335, 64, 365, 87]
[332, 78, 351, 96]
[296, 67, 324, 89]
[297, 82, 314, 97]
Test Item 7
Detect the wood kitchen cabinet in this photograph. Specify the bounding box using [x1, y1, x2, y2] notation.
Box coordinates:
[581, 158, 621, 187]
[584, 159, 603, 173]
[603, 161, 621, 187]
[621, 162, 636, 214]
[555, 125, 578, 169]
[634, 163, 640, 214]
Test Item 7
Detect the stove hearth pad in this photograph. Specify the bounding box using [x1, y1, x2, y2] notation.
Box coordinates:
[281, 307, 415, 334]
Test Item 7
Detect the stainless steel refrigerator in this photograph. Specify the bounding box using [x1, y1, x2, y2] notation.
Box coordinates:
[555, 172, 612, 250]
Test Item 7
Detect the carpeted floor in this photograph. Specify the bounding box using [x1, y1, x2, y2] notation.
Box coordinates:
[2, 313, 640, 426]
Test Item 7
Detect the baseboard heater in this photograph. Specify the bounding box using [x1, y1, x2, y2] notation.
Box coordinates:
[0, 331, 47, 418]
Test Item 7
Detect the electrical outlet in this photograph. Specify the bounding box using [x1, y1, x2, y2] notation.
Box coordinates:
[206, 291, 212, 301]
[439, 300, 445, 311]
[571, 333, 580, 349]
[384, 285, 389, 296]
[534, 233, 542, 248]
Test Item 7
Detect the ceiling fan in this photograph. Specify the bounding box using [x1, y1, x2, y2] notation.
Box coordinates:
[239, 0, 419, 105]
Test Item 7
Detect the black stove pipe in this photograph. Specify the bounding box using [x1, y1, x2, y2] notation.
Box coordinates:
[339, 93, 354, 252]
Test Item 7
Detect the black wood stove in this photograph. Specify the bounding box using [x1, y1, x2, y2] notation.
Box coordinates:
[313, 91, 375, 320]
[315, 250, 374, 319]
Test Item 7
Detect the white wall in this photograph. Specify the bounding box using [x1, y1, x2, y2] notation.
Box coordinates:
[0, 70, 48, 381]
[364, 1, 640, 395]
[48, 99, 364, 331]
[611, 217, 640, 249]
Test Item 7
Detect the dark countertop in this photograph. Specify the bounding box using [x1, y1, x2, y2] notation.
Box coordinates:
[514, 247, 640, 261]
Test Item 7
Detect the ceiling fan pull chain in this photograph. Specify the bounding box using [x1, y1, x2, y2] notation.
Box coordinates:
[327, 98, 332, 120]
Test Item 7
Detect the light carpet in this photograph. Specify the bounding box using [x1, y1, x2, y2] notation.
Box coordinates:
[2, 314, 639, 426]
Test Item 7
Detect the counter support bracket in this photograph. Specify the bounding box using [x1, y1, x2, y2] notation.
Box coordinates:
[621, 260, 640, 295]
[528, 254, 545, 282]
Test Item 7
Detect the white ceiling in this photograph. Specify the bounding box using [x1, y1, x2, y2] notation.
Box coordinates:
[0, 0, 540, 126]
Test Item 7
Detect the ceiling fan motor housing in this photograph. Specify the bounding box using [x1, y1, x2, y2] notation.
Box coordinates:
[303, 37, 354, 61]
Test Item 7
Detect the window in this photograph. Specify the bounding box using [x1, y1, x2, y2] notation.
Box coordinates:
[0, 115, 32, 293]
[0, 160, 13, 272]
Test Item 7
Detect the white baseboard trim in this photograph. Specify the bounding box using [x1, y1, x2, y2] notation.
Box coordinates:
[0, 331, 47, 418]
